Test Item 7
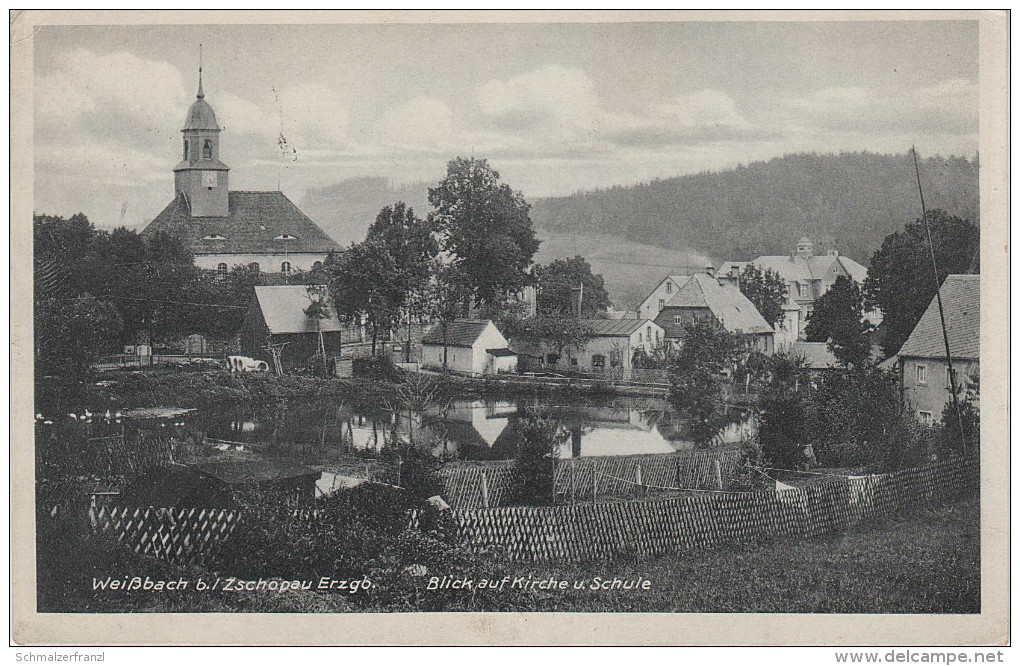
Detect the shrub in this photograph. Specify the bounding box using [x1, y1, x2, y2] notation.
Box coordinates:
[758, 395, 812, 471]
[508, 411, 566, 506]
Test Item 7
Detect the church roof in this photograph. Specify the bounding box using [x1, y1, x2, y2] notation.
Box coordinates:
[183, 97, 219, 131]
[143, 191, 341, 255]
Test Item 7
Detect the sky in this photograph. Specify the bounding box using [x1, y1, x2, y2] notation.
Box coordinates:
[32, 20, 979, 230]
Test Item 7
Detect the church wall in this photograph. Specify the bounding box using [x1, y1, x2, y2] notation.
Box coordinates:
[195, 253, 329, 273]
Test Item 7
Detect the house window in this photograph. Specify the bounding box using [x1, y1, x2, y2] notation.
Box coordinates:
[592, 354, 606, 369]
[799, 283, 810, 298]
[183, 138, 189, 160]
[918, 411, 933, 426]
[655, 330, 660, 343]
[202, 139, 212, 159]
[217, 262, 228, 276]
[638, 332, 642, 343]
[916, 364, 927, 385]
[665, 281, 672, 293]
[674, 315, 683, 325]
[281, 261, 292, 274]
[570, 357, 578, 366]
[610, 350, 621, 367]
[658, 299, 665, 311]
[646, 325, 651, 341]
[546, 353, 560, 365]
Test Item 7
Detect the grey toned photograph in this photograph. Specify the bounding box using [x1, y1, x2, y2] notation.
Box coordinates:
[20, 12, 998, 637]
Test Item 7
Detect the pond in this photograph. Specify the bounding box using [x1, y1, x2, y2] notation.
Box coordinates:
[187, 395, 755, 462]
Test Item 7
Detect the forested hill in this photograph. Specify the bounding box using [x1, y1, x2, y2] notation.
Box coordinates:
[530, 152, 979, 265]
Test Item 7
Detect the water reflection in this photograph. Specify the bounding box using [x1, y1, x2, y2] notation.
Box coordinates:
[191, 397, 753, 462]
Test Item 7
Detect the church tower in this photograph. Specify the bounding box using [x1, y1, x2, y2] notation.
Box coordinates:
[173, 60, 229, 217]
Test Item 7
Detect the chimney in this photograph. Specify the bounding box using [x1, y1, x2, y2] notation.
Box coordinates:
[704, 265, 714, 277]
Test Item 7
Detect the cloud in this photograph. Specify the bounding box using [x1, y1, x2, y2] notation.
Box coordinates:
[372, 95, 454, 153]
[604, 89, 768, 148]
[475, 65, 603, 141]
[779, 79, 978, 137]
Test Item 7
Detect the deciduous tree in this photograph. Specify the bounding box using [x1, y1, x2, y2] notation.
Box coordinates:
[428, 157, 540, 313]
[804, 275, 872, 370]
[738, 264, 786, 328]
[864, 210, 979, 357]
[535, 255, 611, 316]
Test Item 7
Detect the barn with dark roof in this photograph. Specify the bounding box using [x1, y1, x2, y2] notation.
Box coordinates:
[141, 68, 340, 275]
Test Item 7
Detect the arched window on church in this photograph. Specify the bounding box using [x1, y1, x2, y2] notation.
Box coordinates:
[202, 139, 212, 159]
[183, 138, 189, 160]
[281, 261, 292, 275]
[217, 263, 228, 276]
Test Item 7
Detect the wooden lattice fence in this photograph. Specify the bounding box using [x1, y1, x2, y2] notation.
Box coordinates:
[447, 456, 979, 561]
[88, 505, 240, 566]
[438, 450, 742, 510]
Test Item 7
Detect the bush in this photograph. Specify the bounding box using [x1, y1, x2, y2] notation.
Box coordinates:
[508, 411, 566, 506]
[758, 395, 812, 471]
[353, 355, 404, 382]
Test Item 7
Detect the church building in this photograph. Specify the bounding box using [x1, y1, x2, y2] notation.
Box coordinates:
[142, 66, 340, 275]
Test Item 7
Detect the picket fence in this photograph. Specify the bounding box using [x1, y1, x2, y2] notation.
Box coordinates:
[75, 455, 977, 567]
[88, 505, 240, 566]
[447, 455, 979, 562]
[437, 449, 743, 510]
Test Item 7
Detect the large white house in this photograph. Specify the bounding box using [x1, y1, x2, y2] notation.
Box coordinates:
[141, 66, 340, 274]
[421, 320, 517, 376]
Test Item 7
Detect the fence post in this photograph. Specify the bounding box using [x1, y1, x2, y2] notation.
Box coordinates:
[593, 468, 598, 505]
[713, 459, 723, 490]
[636, 464, 645, 500]
[571, 460, 576, 505]
[481, 471, 490, 509]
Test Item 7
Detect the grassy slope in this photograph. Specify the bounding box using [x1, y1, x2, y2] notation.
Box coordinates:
[534, 231, 711, 311]
[489, 496, 980, 613]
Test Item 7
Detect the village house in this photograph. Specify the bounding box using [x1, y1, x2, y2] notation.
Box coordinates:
[141, 68, 340, 274]
[239, 285, 344, 369]
[543, 318, 665, 376]
[717, 238, 872, 346]
[894, 274, 980, 425]
[421, 320, 517, 376]
[649, 272, 775, 353]
[637, 274, 690, 322]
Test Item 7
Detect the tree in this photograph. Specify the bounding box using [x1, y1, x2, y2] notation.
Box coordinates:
[738, 264, 787, 328]
[428, 157, 540, 313]
[804, 275, 872, 370]
[517, 313, 594, 366]
[666, 319, 743, 447]
[326, 239, 403, 355]
[864, 209, 979, 357]
[508, 410, 566, 506]
[534, 255, 611, 316]
[367, 202, 440, 360]
[35, 295, 123, 378]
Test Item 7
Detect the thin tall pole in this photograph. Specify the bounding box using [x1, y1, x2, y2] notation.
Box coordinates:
[911, 147, 968, 447]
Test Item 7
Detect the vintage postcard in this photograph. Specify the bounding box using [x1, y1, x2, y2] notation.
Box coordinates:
[10, 10, 1009, 646]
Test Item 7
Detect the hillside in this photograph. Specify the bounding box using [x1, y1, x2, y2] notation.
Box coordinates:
[530, 151, 979, 267]
[300, 177, 431, 246]
[533, 232, 711, 311]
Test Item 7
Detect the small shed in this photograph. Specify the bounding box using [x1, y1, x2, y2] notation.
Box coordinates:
[240, 284, 343, 367]
[421, 319, 517, 376]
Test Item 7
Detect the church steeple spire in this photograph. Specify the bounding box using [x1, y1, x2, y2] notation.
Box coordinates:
[175, 45, 229, 217]
[197, 44, 204, 99]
